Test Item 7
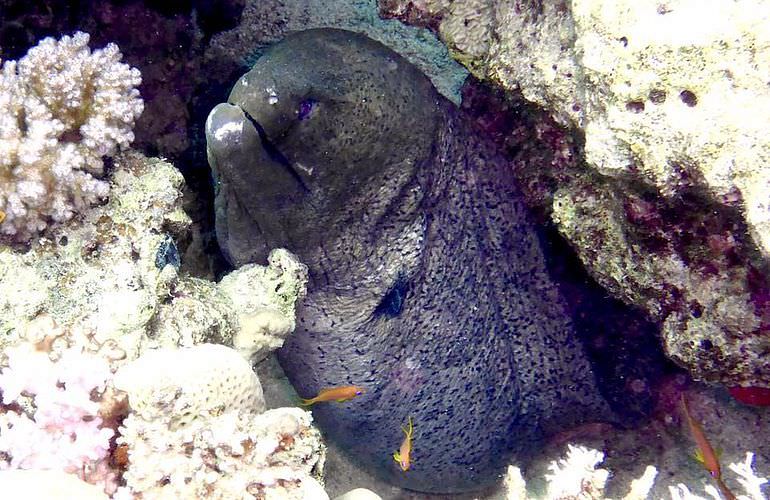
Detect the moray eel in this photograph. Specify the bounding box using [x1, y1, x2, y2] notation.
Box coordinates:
[205, 28, 614, 493]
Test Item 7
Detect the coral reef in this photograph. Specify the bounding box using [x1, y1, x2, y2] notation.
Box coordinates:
[0, 2, 218, 161]
[0, 4, 766, 500]
[380, 0, 770, 387]
[0, 152, 305, 367]
[113, 344, 265, 429]
[0, 32, 143, 243]
[0, 151, 327, 498]
[114, 344, 326, 499]
[0, 340, 328, 499]
[218, 250, 308, 364]
[116, 406, 327, 499]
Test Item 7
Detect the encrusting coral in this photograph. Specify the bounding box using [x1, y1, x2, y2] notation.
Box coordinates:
[0, 32, 143, 243]
[112, 343, 265, 430]
[217, 249, 308, 365]
[0, 150, 307, 370]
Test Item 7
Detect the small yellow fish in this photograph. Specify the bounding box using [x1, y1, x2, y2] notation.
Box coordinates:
[393, 415, 414, 472]
[0, 210, 5, 224]
[300, 385, 365, 405]
[681, 395, 736, 500]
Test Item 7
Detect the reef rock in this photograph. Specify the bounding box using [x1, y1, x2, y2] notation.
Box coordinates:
[206, 28, 614, 493]
[0, 152, 306, 368]
[381, 0, 770, 386]
[0, 146, 320, 496]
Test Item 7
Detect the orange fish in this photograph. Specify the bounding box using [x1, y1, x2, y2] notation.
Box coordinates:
[681, 395, 736, 500]
[0, 210, 5, 224]
[300, 385, 365, 405]
[393, 415, 414, 472]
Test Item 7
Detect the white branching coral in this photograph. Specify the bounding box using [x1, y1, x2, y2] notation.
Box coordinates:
[623, 465, 658, 500]
[0, 32, 143, 243]
[545, 445, 610, 500]
[729, 452, 769, 500]
[669, 452, 769, 500]
[505, 444, 767, 500]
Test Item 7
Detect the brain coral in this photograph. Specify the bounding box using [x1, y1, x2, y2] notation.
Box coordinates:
[113, 343, 265, 430]
[0, 32, 143, 243]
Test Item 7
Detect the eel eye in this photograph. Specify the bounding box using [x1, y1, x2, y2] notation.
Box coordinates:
[298, 99, 316, 120]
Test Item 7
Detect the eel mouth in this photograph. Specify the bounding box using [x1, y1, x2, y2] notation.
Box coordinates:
[206, 101, 318, 264]
[241, 108, 310, 193]
[206, 102, 309, 201]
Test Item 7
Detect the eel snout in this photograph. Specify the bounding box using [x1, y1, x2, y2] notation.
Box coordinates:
[206, 102, 311, 265]
[206, 102, 307, 196]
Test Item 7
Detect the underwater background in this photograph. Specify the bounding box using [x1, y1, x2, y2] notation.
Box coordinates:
[0, 1, 768, 499]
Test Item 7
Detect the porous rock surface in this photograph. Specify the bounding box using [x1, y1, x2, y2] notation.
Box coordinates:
[381, 0, 770, 386]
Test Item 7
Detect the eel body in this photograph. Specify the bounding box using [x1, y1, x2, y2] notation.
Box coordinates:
[205, 28, 613, 493]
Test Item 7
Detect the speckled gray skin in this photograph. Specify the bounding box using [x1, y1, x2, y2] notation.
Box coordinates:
[206, 28, 614, 493]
